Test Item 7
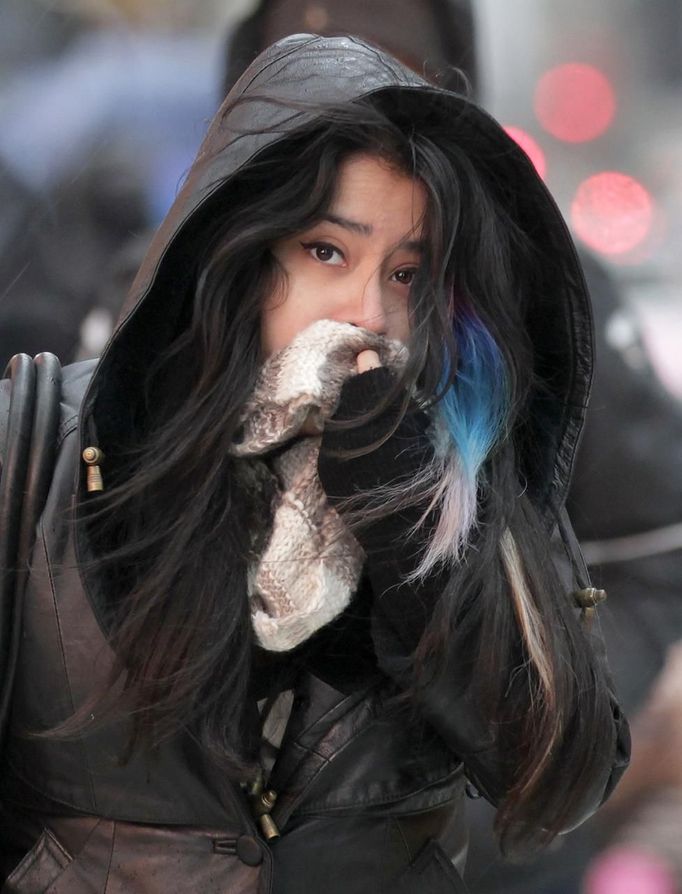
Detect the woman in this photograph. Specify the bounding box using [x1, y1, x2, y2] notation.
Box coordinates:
[0, 34, 629, 893]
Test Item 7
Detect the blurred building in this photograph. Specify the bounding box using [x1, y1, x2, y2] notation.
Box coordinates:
[478, 0, 682, 397]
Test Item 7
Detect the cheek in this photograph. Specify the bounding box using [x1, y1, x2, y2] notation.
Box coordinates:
[395, 310, 412, 343]
[260, 297, 290, 358]
[260, 268, 290, 357]
[389, 318, 411, 347]
[260, 269, 320, 356]
[386, 294, 412, 343]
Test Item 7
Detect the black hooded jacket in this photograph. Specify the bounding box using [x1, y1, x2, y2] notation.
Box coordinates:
[0, 35, 628, 894]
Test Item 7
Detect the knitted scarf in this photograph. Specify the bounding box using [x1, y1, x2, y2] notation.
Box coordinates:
[232, 319, 406, 652]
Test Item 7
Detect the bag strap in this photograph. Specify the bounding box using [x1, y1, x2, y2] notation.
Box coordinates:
[0, 355, 35, 707]
[0, 352, 62, 750]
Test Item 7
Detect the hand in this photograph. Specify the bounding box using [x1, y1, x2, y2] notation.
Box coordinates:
[299, 351, 383, 436]
[318, 366, 433, 499]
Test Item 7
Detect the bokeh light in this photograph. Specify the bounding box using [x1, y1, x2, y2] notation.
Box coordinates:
[504, 126, 547, 179]
[534, 63, 616, 143]
[571, 172, 654, 256]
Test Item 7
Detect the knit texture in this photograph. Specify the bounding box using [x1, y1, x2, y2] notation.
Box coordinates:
[232, 320, 406, 652]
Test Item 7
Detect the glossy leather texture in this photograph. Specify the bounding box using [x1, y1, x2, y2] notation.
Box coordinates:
[3, 818, 266, 894]
[0, 353, 61, 756]
[0, 368, 470, 893]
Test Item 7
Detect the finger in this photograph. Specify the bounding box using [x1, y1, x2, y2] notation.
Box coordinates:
[356, 349, 382, 373]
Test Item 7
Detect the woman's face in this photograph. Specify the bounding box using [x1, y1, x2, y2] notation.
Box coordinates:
[262, 153, 427, 355]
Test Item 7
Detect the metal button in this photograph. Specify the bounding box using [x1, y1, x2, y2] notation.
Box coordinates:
[236, 834, 264, 866]
[573, 587, 607, 608]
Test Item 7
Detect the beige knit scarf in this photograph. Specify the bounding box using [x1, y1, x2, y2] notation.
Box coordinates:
[232, 319, 406, 652]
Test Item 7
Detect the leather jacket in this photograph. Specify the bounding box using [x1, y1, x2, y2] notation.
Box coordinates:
[0, 34, 629, 893]
[0, 363, 469, 894]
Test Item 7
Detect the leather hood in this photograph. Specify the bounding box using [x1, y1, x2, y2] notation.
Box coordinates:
[79, 33, 593, 523]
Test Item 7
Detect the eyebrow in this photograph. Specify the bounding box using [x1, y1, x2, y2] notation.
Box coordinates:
[322, 213, 373, 235]
[320, 214, 424, 252]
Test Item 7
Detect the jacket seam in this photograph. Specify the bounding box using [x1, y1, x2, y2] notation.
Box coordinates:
[44, 826, 74, 863]
[58, 414, 78, 446]
[392, 816, 413, 862]
[294, 773, 463, 815]
[40, 516, 99, 813]
[230, 35, 319, 101]
[103, 819, 116, 892]
[45, 817, 102, 875]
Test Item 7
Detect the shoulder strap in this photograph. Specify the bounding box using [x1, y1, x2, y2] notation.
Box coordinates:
[0, 352, 62, 749]
[0, 354, 35, 684]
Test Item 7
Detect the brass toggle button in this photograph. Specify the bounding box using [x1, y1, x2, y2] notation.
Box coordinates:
[573, 587, 607, 608]
[260, 790, 277, 811]
[243, 768, 280, 841]
[258, 814, 280, 841]
[82, 446, 105, 493]
[251, 788, 280, 841]
[572, 587, 607, 629]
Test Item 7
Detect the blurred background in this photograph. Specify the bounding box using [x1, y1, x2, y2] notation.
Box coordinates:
[1, 0, 680, 392]
[1, 2, 680, 893]
[478, 0, 682, 401]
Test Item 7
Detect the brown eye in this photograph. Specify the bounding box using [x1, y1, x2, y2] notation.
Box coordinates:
[392, 268, 416, 285]
[301, 242, 345, 266]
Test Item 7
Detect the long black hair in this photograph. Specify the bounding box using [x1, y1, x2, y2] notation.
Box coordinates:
[72, 92, 613, 854]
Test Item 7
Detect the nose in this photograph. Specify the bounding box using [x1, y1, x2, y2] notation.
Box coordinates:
[340, 269, 387, 334]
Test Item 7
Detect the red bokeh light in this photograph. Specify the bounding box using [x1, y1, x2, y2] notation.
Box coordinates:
[571, 172, 654, 256]
[504, 126, 547, 179]
[534, 63, 616, 143]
